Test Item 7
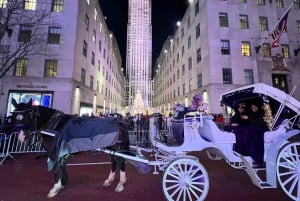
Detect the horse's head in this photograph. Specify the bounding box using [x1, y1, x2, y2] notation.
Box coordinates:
[11, 98, 36, 131]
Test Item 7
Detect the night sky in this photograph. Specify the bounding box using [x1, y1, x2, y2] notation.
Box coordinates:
[98, 0, 188, 71]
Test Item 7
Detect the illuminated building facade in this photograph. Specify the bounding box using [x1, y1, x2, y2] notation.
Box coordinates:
[126, 0, 152, 112]
[0, 0, 125, 119]
[153, 0, 300, 115]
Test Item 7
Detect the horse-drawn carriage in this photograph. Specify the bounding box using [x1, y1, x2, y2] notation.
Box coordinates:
[118, 83, 299, 201]
[5, 83, 300, 200]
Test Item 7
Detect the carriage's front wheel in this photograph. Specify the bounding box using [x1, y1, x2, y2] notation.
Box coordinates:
[162, 157, 209, 201]
[277, 142, 300, 201]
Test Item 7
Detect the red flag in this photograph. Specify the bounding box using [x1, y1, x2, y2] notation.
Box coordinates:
[271, 7, 292, 48]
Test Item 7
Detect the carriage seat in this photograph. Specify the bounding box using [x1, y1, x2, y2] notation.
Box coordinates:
[198, 118, 235, 143]
[264, 119, 289, 143]
[171, 119, 184, 145]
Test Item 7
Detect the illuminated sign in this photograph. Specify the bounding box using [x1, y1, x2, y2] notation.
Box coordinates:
[16, 84, 47, 89]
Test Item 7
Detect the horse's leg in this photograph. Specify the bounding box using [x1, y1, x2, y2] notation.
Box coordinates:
[47, 158, 66, 198]
[103, 156, 116, 187]
[115, 158, 127, 192]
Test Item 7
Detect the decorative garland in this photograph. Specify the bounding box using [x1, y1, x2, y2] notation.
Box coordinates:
[263, 102, 274, 130]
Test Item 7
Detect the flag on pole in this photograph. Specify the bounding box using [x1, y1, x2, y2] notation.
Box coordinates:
[271, 6, 292, 48]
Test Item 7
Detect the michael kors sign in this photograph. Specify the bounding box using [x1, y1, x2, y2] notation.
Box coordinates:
[16, 84, 47, 89]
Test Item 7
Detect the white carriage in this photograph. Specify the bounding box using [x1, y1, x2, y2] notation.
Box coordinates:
[103, 83, 300, 201]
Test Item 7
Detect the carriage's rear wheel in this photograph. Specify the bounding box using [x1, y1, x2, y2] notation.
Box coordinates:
[162, 157, 209, 201]
[276, 142, 300, 201]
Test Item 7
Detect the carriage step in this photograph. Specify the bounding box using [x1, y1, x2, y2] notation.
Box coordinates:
[260, 182, 273, 188]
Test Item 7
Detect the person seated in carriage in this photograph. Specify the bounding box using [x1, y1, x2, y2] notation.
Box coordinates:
[224, 100, 268, 166]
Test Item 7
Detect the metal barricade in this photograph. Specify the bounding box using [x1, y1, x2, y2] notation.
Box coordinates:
[0, 133, 8, 165]
[4, 132, 46, 161]
[128, 130, 152, 148]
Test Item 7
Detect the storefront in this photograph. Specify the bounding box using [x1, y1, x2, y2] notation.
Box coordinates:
[6, 90, 53, 116]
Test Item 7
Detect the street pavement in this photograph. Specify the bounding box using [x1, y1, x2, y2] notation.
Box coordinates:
[0, 151, 291, 201]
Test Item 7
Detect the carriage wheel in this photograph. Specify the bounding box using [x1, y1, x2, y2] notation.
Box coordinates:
[277, 142, 300, 201]
[162, 158, 209, 201]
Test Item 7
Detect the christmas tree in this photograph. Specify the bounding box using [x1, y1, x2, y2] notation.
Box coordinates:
[133, 90, 145, 114]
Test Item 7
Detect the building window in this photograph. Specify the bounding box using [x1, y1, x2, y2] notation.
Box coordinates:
[0, 0, 7, 8]
[281, 44, 290, 59]
[188, 57, 192, 70]
[241, 41, 251, 56]
[182, 83, 185, 94]
[51, 0, 63, 12]
[85, 14, 89, 31]
[177, 87, 180, 96]
[44, 59, 57, 78]
[188, 36, 191, 49]
[181, 28, 184, 39]
[91, 51, 95, 65]
[188, 79, 192, 92]
[196, 23, 200, 39]
[81, 68, 86, 85]
[295, 0, 300, 9]
[222, 68, 232, 84]
[93, 29, 96, 43]
[97, 81, 99, 92]
[259, 16, 268, 31]
[97, 60, 101, 71]
[197, 73, 202, 88]
[297, 20, 300, 33]
[262, 43, 271, 57]
[181, 46, 185, 57]
[244, 69, 254, 85]
[83, 40, 87, 57]
[14, 58, 28, 76]
[187, 16, 191, 29]
[240, 15, 249, 29]
[90, 75, 94, 89]
[18, 25, 32, 42]
[47, 27, 61, 44]
[99, 40, 102, 52]
[182, 64, 185, 75]
[94, 8, 97, 21]
[258, 0, 266, 6]
[219, 12, 228, 27]
[24, 0, 36, 10]
[195, 0, 199, 16]
[239, 0, 247, 3]
[177, 70, 179, 80]
[221, 40, 230, 55]
[197, 48, 201, 63]
[275, 0, 284, 8]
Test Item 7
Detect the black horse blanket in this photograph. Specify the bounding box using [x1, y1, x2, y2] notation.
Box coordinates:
[48, 117, 119, 170]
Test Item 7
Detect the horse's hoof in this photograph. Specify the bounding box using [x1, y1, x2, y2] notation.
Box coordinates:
[102, 178, 113, 187]
[115, 181, 125, 192]
[47, 183, 64, 198]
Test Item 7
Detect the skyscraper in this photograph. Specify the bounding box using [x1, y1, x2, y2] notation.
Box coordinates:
[126, 0, 152, 113]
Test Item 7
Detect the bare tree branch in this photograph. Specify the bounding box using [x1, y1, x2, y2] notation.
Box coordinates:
[0, 0, 52, 78]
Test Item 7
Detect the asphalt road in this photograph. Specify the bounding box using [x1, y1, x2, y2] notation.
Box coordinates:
[0, 151, 291, 201]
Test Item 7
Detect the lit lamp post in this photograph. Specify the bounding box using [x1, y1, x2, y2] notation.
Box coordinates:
[103, 98, 106, 114]
[185, 96, 188, 107]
